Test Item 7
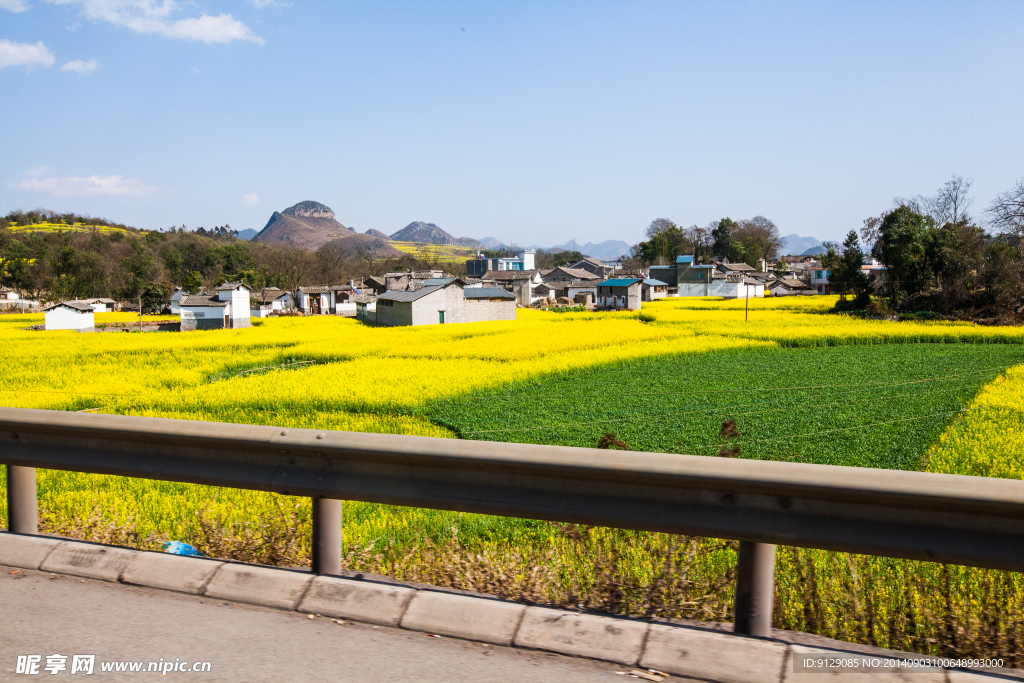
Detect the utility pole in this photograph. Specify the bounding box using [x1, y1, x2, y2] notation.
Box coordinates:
[139, 294, 143, 332]
[745, 282, 749, 322]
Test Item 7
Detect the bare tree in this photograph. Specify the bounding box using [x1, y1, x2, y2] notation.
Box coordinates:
[895, 174, 974, 226]
[929, 175, 974, 225]
[646, 218, 675, 239]
[987, 177, 1024, 238]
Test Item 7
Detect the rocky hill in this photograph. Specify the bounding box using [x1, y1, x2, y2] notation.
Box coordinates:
[389, 221, 483, 249]
[390, 221, 455, 244]
[364, 229, 390, 239]
[253, 201, 355, 250]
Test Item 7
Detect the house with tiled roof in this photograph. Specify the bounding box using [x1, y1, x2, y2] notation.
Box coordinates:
[179, 282, 251, 331]
[297, 286, 333, 315]
[251, 287, 295, 317]
[43, 301, 95, 332]
[372, 279, 515, 327]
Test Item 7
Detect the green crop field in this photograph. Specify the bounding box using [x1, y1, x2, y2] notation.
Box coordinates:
[426, 343, 1024, 470]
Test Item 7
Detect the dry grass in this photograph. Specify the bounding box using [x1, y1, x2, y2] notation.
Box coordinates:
[37, 503, 1024, 664]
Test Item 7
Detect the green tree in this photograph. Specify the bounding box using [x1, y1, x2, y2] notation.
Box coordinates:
[712, 218, 745, 263]
[872, 206, 935, 303]
[829, 231, 869, 302]
[182, 271, 203, 293]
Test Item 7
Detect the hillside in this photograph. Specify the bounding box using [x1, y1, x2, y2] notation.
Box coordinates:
[253, 201, 354, 250]
[322, 232, 402, 258]
[364, 229, 390, 239]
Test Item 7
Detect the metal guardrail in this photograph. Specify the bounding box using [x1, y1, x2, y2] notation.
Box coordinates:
[4, 407, 1024, 637]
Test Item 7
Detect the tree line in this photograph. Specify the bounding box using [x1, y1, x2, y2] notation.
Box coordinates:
[632, 216, 784, 267]
[0, 211, 480, 312]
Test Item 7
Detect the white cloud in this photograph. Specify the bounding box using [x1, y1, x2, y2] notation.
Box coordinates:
[16, 174, 155, 197]
[47, 0, 265, 45]
[241, 193, 260, 206]
[249, 0, 279, 7]
[61, 58, 98, 74]
[0, 0, 30, 13]
[0, 40, 55, 70]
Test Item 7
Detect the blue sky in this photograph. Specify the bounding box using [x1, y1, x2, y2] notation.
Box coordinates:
[1, 1, 1022, 246]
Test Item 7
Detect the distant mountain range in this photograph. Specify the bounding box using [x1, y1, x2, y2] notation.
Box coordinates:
[243, 205, 629, 261]
[781, 233, 823, 256]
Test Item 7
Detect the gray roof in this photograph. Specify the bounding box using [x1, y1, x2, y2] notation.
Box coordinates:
[424, 277, 457, 287]
[81, 297, 116, 304]
[482, 269, 536, 281]
[43, 300, 95, 313]
[464, 287, 515, 300]
[215, 281, 250, 291]
[378, 285, 445, 302]
[545, 267, 595, 281]
[179, 294, 228, 307]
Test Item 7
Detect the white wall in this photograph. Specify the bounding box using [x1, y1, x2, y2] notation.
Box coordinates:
[230, 289, 251, 327]
[45, 307, 94, 332]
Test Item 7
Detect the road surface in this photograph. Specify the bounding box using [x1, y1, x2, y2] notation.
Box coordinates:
[1, 564, 630, 682]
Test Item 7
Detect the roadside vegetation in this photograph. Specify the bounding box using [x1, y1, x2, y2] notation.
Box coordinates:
[1, 298, 1024, 659]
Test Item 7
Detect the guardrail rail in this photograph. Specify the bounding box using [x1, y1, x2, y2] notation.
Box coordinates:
[5, 407, 1024, 637]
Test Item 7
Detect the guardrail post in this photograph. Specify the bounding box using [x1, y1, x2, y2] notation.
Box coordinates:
[311, 497, 341, 575]
[6, 465, 38, 534]
[734, 541, 775, 637]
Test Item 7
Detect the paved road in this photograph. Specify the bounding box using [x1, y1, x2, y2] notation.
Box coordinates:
[0, 565, 626, 682]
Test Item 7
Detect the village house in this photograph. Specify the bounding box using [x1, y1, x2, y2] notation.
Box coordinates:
[179, 282, 252, 331]
[641, 278, 669, 301]
[649, 255, 765, 299]
[481, 269, 542, 306]
[297, 286, 333, 315]
[79, 298, 117, 313]
[596, 278, 643, 310]
[809, 261, 831, 294]
[373, 279, 515, 327]
[569, 257, 618, 279]
[1, 288, 19, 301]
[768, 278, 812, 296]
[43, 301, 95, 332]
[251, 287, 295, 318]
[353, 295, 378, 324]
[465, 249, 536, 277]
[353, 276, 387, 296]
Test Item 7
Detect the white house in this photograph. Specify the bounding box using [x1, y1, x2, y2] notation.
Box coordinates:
[0, 288, 18, 301]
[79, 298, 117, 313]
[297, 286, 333, 315]
[170, 288, 183, 314]
[251, 287, 295, 318]
[43, 301, 95, 332]
[810, 263, 830, 294]
[641, 278, 669, 302]
[179, 281, 252, 331]
[465, 249, 536, 277]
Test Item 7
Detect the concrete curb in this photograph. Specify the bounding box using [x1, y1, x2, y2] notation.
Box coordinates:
[1, 532, 1018, 682]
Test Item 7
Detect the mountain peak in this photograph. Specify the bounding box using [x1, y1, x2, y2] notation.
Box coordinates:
[390, 221, 456, 245]
[281, 201, 335, 220]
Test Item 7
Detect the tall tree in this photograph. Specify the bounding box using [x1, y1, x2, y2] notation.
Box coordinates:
[872, 206, 935, 302]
